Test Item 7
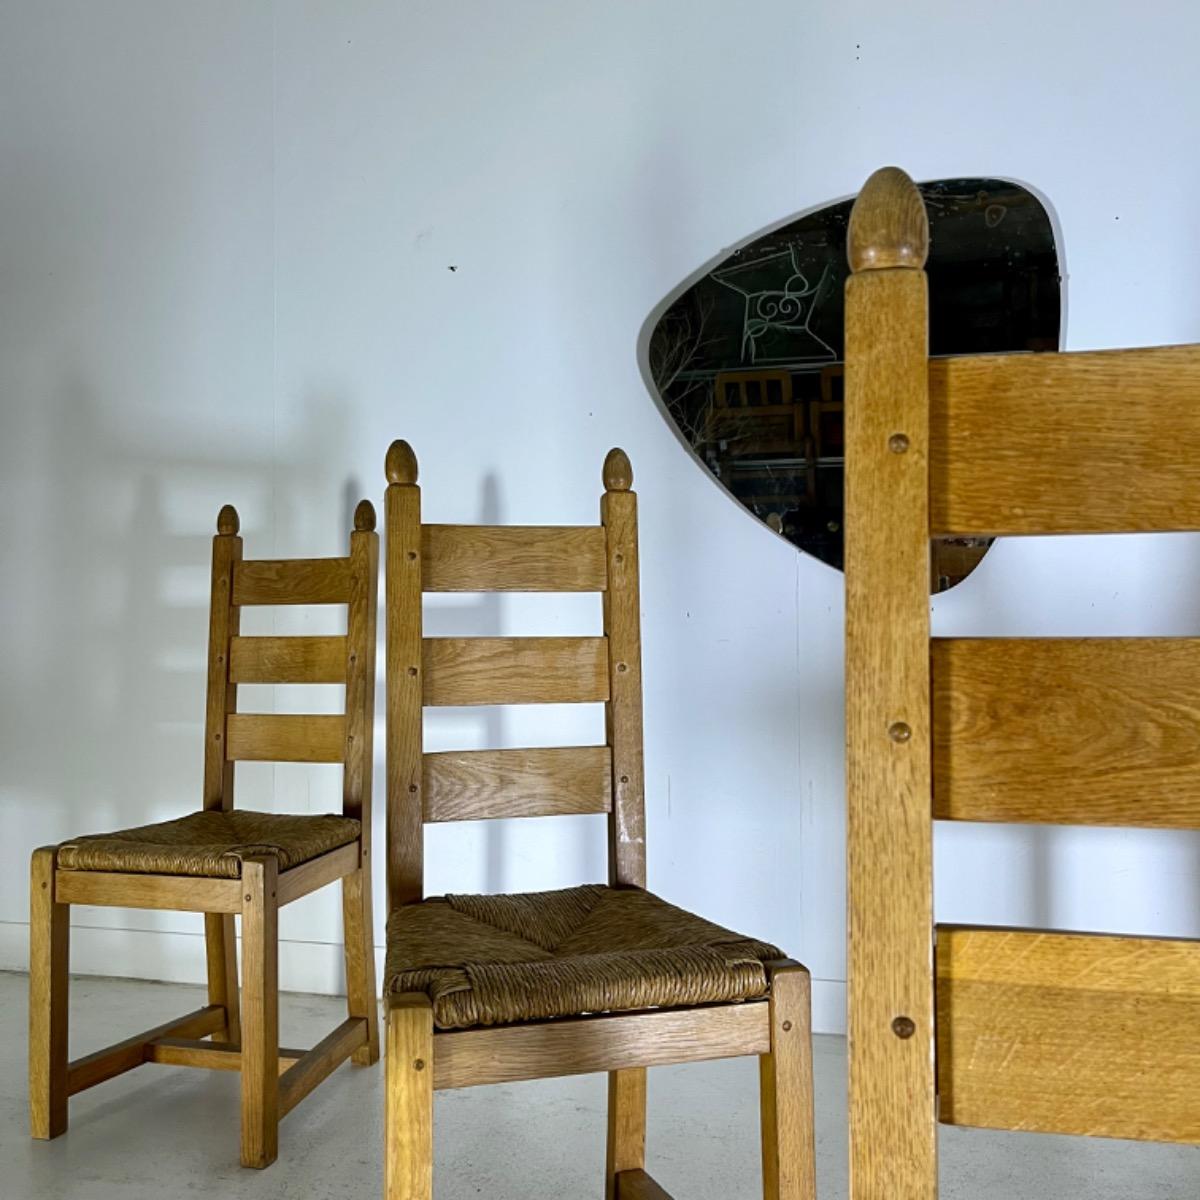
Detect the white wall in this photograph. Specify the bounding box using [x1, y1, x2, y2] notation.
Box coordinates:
[3, 0, 1200, 1034]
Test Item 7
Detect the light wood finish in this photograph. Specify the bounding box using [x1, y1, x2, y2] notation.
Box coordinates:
[29, 847, 68, 1139]
[421, 636, 609, 707]
[844, 166, 937, 1200]
[432, 1001, 769, 1090]
[240, 856, 279, 1169]
[205, 912, 240, 1043]
[203, 509, 240, 811]
[606, 1068, 647, 1200]
[229, 635, 347, 683]
[385, 441, 425, 909]
[67, 1005, 225, 1095]
[422, 523, 608, 592]
[148, 1039, 303, 1073]
[760, 963, 817, 1200]
[231, 556, 351, 605]
[386, 993, 434, 1200]
[601, 449, 647, 888]
[224, 713, 346, 763]
[278, 1017, 369, 1117]
[56, 869, 242, 913]
[933, 636, 1200, 827]
[937, 926, 1200, 1142]
[928, 344, 1200, 537]
[424, 746, 612, 822]
[342, 867, 379, 1066]
[384, 441, 816, 1198]
[276, 841, 360, 907]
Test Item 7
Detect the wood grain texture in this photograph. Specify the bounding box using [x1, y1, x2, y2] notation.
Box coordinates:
[937, 926, 1200, 1142]
[423, 746, 612, 822]
[204, 912, 240, 1043]
[147, 1038, 302, 1073]
[276, 841, 359, 907]
[933, 637, 1200, 827]
[615, 1170, 674, 1200]
[224, 713, 346, 763]
[56, 870, 242, 913]
[844, 262, 937, 1195]
[385, 474, 424, 908]
[601, 480, 646, 888]
[760, 963, 817, 1200]
[432, 1002, 769, 1090]
[422, 636, 610, 706]
[929, 344, 1200, 536]
[386, 993, 434, 1200]
[229, 635, 347, 683]
[240, 856, 279, 1169]
[231, 556, 351, 605]
[342, 868, 380, 1065]
[29, 847, 68, 1138]
[847, 166, 930, 273]
[422, 523, 608, 592]
[606, 1068, 647, 1200]
[203, 526, 241, 810]
[277, 1017, 368, 1117]
[343, 524, 378, 823]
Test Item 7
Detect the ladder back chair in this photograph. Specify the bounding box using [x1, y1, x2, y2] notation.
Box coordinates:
[30, 500, 380, 1169]
[382, 440, 816, 1200]
[844, 165, 1200, 1199]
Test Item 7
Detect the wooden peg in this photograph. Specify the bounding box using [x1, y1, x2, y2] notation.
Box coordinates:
[354, 499, 377, 532]
[217, 504, 240, 536]
[847, 166, 929, 273]
[603, 448, 633, 492]
[386, 440, 419, 486]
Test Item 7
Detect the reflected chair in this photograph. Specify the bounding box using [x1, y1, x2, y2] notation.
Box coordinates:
[29, 500, 380, 1168]
[844, 165, 1200, 1198]
[381, 440, 817, 1200]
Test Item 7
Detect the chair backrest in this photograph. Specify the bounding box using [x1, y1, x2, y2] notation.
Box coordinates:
[202, 501, 378, 836]
[844, 166, 1200, 1197]
[382, 440, 645, 910]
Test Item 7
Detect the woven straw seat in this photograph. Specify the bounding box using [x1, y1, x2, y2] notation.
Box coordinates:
[384, 883, 783, 1030]
[56, 809, 361, 879]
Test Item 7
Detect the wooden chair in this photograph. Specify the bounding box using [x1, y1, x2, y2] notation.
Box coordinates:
[844, 165, 1200, 1198]
[381, 440, 817, 1200]
[29, 500, 381, 1168]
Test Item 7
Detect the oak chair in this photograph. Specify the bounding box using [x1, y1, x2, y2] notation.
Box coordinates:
[381, 440, 817, 1200]
[29, 500, 380, 1168]
[844, 165, 1200, 1199]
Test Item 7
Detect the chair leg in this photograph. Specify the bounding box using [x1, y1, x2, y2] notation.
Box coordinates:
[240, 856, 279, 1169]
[342, 862, 380, 1066]
[605, 1067, 647, 1199]
[385, 993, 433, 1200]
[29, 847, 69, 1140]
[760, 962, 817, 1200]
[205, 912, 241, 1044]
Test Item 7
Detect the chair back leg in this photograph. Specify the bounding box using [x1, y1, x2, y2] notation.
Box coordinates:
[29, 847, 69, 1140]
[204, 912, 241, 1044]
[240, 855, 280, 1169]
[606, 1067, 648, 1197]
[342, 865, 380, 1065]
[760, 961, 817, 1200]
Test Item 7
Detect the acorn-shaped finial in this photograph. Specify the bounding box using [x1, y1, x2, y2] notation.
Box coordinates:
[385, 439, 418, 485]
[354, 499, 377, 531]
[847, 166, 929, 273]
[603, 448, 633, 492]
[217, 504, 240, 535]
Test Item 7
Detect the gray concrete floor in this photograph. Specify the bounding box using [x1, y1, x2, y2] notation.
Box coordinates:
[2, 971, 1197, 1198]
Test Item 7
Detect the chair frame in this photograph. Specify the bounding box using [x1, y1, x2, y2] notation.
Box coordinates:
[29, 500, 381, 1169]
[845, 166, 1200, 1198]
[381, 440, 816, 1200]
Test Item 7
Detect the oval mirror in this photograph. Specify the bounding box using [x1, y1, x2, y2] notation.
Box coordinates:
[646, 178, 1061, 590]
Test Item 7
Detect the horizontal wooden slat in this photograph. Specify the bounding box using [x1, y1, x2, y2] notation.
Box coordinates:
[225, 713, 346, 763]
[929, 344, 1200, 535]
[279, 1017, 368, 1117]
[56, 870, 242, 913]
[423, 746, 612, 822]
[147, 1038, 303, 1074]
[937, 926, 1200, 1142]
[422, 524, 608, 592]
[229, 636, 347, 684]
[232, 557, 351, 605]
[277, 841, 360, 906]
[932, 637, 1200, 827]
[422, 637, 609, 706]
[433, 1001, 768, 1090]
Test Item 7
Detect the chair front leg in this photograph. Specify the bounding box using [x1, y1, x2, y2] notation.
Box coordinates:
[385, 992, 433, 1200]
[240, 856, 279, 1169]
[342, 859, 380, 1065]
[204, 912, 241, 1044]
[29, 847, 69, 1139]
[605, 1067, 647, 1198]
[760, 961, 817, 1200]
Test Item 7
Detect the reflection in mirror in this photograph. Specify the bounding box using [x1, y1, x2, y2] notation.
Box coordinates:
[648, 179, 1061, 590]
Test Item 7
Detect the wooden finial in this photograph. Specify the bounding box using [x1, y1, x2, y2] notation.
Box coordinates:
[354, 499, 376, 531]
[385, 439, 418, 485]
[847, 166, 929, 273]
[216, 504, 240, 535]
[603, 448, 633, 491]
